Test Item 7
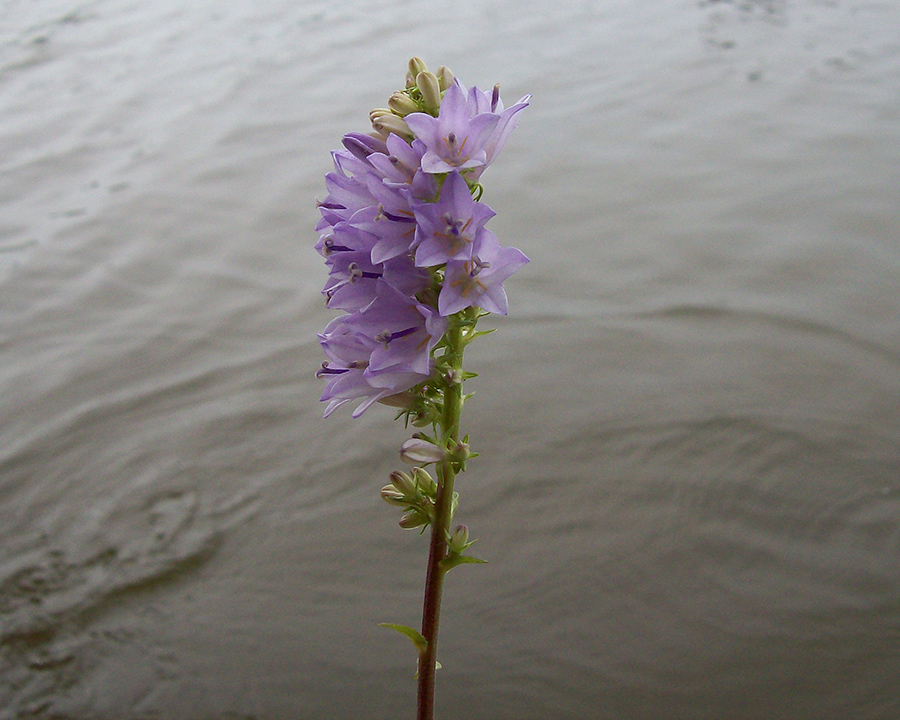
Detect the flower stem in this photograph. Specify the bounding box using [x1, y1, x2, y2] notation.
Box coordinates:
[417, 318, 465, 720]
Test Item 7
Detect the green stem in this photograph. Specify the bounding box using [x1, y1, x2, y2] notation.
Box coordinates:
[417, 319, 465, 720]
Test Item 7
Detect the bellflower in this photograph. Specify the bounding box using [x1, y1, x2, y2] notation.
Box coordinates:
[343, 279, 446, 377]
[352, 177, 418, 264]
[439, 229, 530, 316]
[404, 81, 499, 175]
[411, 170, 496, 267]
[465, 85, 532, 181]
[317, 281, 446, 418]
[313, 60, 530, 719]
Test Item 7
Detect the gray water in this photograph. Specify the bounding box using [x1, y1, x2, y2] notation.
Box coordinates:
[2, 0, 899, 718]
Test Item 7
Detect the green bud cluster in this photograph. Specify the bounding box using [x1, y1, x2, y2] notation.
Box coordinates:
[381, 468, 440, 530]
[371, 57, 456, 140]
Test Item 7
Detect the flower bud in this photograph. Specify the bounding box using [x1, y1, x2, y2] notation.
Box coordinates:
[381, 485, 408, 506]
[369, 107, 393, 122]
[389, 470, 418, 498]
[371, 113, 414, 141]
[450, 440, 470, 464]
[401, 438, 447, 465]
[435, 65, 455, 92]
[412, 467, 437, 496]
[408, 57, 428, 80]
[447, 524, 469, 554]
[399, 509, 430, 529]
[416, 71, 442, 115]
[388, 91, 419, 117]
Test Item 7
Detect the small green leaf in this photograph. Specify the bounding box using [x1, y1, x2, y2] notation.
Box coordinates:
[439, 554, 488, 573]
[379, 623, 428, 653]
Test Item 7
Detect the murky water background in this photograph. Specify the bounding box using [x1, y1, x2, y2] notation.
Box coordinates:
[2, 0, 899, 718]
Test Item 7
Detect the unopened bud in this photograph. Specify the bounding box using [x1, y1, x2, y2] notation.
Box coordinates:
[408, 57, 428, 80]
[412, 467, 437, 496]
[399, 509, 430, 529]
[448, 524, 469, 554]
[444, 368, 463, 386]
[381, 485, 408, 507]
[450, 440, 470, 464]
[435, 65, 455, 92]
[416, 71, 442, 115]
[369, 107, 393, 122]
[389, 470, 417, 498]
[388, 91, 419, 116]
[401, 437, 447, 465]
[372, 113, 414, 141]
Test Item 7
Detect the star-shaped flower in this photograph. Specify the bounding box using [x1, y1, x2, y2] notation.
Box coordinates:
[411, 171, 495, 267]
[404, 81, 500, 175]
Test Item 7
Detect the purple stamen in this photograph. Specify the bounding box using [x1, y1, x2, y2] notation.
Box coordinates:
[347, 262, 381, 283]
[374, 326, 418, 348]
[316, 362, 349, 378]
[323, 237, 353, 255]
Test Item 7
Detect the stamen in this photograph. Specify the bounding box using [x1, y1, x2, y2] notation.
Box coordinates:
[347, 262, 364, 283]
[470, 255, 491, 276]
[316, 362, 350, 378]
[323, 236, 352, 255]
[381, 208, 416, 223]
[346, 262, 381, 283]
[375, 326, 418, 348]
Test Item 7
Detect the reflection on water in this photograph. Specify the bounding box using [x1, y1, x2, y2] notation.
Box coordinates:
[1, 0, 899, 717]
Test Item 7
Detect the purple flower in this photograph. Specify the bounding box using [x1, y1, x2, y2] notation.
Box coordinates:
[411, 171, 495, 267]
[316, 169, 375, 230]
[350, 177, 419, 264]
[343, 280, 446, 378]
[314, 63, 530, 418]
[322, 250, 383, 311]
[404, 82, 500, 175]
[464, 86, 531, 181]
[439, 229, 529, 316]
[317, 281, 446, 418]
[317, 316, 387, 418]
[316, 222, 377, 259]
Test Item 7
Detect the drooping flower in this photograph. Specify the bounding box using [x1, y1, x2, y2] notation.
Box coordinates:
[343, 280, 446, 379]
[317, 281, 446, 418]
[316, 316, 386, 418]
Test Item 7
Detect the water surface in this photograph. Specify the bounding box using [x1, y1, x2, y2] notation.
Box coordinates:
[1, 0, 899, 718]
